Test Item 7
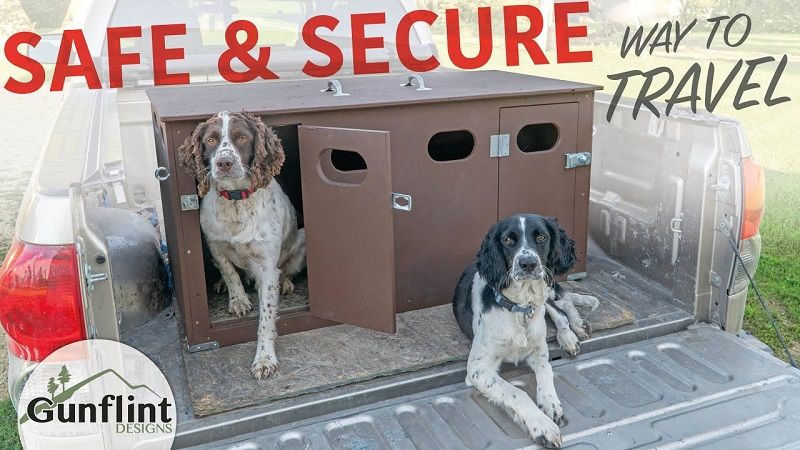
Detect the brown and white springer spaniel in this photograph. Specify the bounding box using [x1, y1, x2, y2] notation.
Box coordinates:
[179, 111, 305, 379]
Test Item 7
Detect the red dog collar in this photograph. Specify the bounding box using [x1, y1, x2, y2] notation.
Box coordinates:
[218, 189, 254, 200]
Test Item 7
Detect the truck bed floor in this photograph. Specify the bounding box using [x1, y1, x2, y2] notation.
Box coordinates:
[181, 325, 800, 449]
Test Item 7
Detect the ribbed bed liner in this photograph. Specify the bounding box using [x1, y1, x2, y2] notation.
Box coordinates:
[195, 326, 800, 449]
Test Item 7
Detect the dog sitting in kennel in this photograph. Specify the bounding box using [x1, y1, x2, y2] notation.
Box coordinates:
[178, 111, 305, 379]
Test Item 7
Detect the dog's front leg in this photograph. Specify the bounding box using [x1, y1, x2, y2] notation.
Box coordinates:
[467, 352, 562, 448]
[278, 229, 306, 295]
[560, 293, 599, 340]
[525, 346, 563, 427]
[545, 302, 580, 356]
[208, 241, 251, 317]
[251, 262, 280, 379]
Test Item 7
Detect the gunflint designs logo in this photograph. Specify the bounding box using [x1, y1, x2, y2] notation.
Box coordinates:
[17, 340, 176, 449]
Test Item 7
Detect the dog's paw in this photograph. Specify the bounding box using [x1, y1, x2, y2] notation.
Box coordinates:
[571, 319, 592, 340]
[281, 278, 295, 295]
[251, 357, 278, 379]
[228, 293, 252, 317]
[538, 396, 564, 426]
[528, 416, 562, 448]
[556, 329, 581, 356]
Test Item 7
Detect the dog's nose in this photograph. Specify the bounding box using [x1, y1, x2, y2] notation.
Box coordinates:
[518, 256, 538, 273]
[216, 156, 234, 172]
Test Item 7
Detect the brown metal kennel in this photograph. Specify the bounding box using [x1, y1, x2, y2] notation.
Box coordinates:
[148, 71, 600, 351]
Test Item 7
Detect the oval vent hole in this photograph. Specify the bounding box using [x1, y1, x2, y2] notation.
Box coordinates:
[517, 123, 559, 153]
[320, 149, 367, 186]
[331, 149, 367, 171]
[428, 130, 474, 162]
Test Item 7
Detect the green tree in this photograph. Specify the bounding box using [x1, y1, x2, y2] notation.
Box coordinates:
[46, 378, 57, 401]
[56, 365, 71, 393]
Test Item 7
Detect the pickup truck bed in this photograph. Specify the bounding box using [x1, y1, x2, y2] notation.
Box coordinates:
[174, 325, 800, 449]
[127, 246, 758, 448]
[7, 84, 774, 447]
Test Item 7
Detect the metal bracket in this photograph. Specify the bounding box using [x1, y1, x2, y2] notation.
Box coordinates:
[567, 272, 588, 281]
[710, 174, 731, 192]
[565, 152, 592, 169]
[186, 340, 219, 353]
[670, 217, 683, 234]
[321, 79, 349, 96]
[181, 194, 200, 211]
[392, 192, 412, 211]
[81, 259, 108, 292]
[490, 134, 510, 158]
[401, 74, 431, 91]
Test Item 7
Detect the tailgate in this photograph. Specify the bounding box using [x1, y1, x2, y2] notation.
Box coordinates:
[181, 325, 800, 449]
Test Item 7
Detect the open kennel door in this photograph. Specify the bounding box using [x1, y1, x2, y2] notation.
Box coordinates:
[298, 126, 397, 333]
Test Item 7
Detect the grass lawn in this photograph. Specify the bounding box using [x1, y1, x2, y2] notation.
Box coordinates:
[0, 399, 20, 450]
[743, 171, 800, 360]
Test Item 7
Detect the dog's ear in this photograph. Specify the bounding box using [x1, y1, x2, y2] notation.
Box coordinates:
[178, 120, 211, 197]
[547, 217, 577, 275]
[245, 112, 285, 190]
[476, 221, 510, 290]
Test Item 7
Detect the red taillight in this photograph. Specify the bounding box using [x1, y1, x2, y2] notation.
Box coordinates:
[0, 239, 86, 362]
[741, 157, 765, 240]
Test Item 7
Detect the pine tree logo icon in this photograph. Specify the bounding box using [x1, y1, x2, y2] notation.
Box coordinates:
[57, 365, 71, 393]
[45, 366, 71, 400]
[46, 378, 57, 401]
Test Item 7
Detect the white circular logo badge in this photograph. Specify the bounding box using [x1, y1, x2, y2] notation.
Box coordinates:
[17, 339, 176, 450]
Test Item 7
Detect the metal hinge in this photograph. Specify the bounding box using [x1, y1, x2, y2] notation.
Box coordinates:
[490, 134, 510, 158]
[565, 152, 592, 169]
[181, 194, 200, 211]
[186, 340, 219, 353]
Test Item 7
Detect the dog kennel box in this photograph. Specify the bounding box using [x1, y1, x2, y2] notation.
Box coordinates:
[148, 71, 600, 350]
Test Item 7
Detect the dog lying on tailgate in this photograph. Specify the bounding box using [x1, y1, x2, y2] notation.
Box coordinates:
[453, 214, 599, 448]
[179, 111, 305, 379]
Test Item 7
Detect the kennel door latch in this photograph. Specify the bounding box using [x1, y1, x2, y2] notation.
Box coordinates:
[181, 194, 200, 211]
[490, 134, 510, 158]
[392, 193, 412, 211]
[565, 152, 592, 169]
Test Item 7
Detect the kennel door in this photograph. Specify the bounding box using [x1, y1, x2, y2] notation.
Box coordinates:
[298, 125, 396, 333]
[498, 103, 580, 231]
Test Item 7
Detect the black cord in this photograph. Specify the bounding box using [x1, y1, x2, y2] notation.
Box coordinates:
[722, 224, 798, 368]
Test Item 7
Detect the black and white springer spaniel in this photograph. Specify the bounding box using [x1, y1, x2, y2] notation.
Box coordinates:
[453, 214, 599, 448]
[179, 111, 305, 379]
